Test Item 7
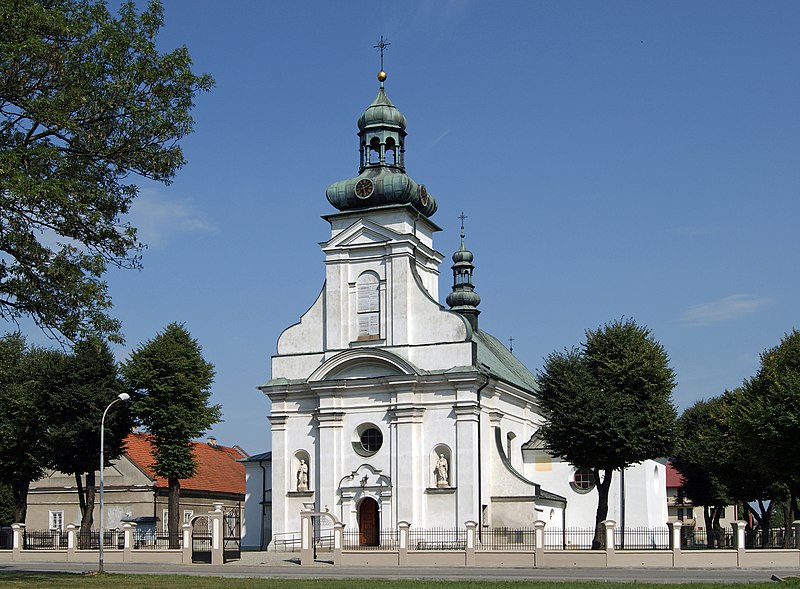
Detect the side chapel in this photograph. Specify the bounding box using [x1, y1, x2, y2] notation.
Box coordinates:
[260, 64, 667, 544]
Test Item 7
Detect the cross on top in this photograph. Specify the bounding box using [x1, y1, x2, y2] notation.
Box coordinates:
[374, 36, 391, 71]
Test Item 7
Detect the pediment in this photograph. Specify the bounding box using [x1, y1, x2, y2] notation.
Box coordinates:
[324, 218, 401, 249]
[308, 348, 419, 382]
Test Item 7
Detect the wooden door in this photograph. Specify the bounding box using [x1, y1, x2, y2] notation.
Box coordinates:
[358, 497, 379, 546]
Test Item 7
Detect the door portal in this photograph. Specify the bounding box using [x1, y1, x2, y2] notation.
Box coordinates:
[358, 497, 379, 546]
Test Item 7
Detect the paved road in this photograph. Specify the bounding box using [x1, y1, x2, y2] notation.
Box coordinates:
[1, 560, 797, 583]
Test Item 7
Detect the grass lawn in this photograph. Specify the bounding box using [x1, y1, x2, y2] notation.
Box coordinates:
[0, 575, 798, 589]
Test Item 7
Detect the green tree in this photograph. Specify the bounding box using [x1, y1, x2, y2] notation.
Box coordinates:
[734, 330, 800, 520]
[45, 338, 132, 538]
[0, 0, 213, 343]
[537, 318, 677, 549]
[0, 333, 54, 522]
[0, 482, 13, 527]
[122, 323, 220, 547]
[672, 397, 733, 548]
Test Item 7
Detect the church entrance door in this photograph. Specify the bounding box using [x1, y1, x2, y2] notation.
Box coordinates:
[358, 497, 379, 546]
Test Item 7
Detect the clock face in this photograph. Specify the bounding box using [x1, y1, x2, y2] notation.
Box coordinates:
[419, 184, 429, 206]
[355, 178, 374, 199]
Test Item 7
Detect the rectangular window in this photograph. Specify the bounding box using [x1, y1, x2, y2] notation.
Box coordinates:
[183, 510, 194, 524]
[162, 509, 169, 533]
[357, 276, 380, 338]
[49, 510, 64, 531]
[677, 508, 684, 521]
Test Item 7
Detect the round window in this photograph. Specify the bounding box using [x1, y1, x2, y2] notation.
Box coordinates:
[573, 468, 596, 491]
[360, 427, 383, 453]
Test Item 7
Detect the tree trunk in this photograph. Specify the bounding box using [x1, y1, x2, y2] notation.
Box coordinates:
[703, 506, 714, 548]
[712, 505, 724, 549]
[592, 468, 613, 550]
[168, 477, 181, 549]
[11, 479, 29, 524]
[80, 471, 96, 534]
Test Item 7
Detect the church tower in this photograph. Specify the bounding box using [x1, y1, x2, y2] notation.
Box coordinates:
[261, 60, 566, 545]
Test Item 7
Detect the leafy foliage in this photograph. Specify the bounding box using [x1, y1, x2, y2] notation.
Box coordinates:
[44, 337, 132, 532]
[537, 318, 676, 547]
[0, 332, 54, 522]
[122, 322, 220, 542]
[733, 330, 800, 519]
[0, 0, 213, 343]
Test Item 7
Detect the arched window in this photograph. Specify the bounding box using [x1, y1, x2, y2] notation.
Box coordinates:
[385, 137, 396, 165]
[357, 272, 380, 340]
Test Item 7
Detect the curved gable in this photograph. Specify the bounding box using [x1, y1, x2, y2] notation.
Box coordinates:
[309, 348, 419, 381]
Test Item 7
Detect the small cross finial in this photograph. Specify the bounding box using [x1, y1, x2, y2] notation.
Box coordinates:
[458, 212, 467, 239]
[508, 336, 514, 353]
[374, 36, 391, 72]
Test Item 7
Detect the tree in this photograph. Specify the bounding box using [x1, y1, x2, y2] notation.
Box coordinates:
[45, 338, 132, 538]
[671, 397, 734, 548]
[734, 330, 800, 521]
[537, 318, 677, 549]
[0, 483, 13, 527]
[0, 0, 213, 343]
[0, 333, 54, 522]
[122, 323, 220, 547]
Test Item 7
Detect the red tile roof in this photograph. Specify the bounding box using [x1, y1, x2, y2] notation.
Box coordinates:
[665, 461, 686, 488]
[123, 433, 247, 496]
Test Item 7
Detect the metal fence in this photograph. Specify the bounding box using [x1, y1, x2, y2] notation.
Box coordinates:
[543, 527, 596, 550]
[616, 527, 670, 550]
[745, 528, 797, 549]
[133, 533, 181, 549]
[409, 528, 466, 551]
[476, 527, 535, 551]
[23, 529, 65, 550]
[681, 528, 735, 549]
[342, 528, 398, 551]
[0, 528, 11, 550]
[76, 529, 121, 550]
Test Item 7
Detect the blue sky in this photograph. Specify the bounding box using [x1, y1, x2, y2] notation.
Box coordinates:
[20, 1, 800, 455]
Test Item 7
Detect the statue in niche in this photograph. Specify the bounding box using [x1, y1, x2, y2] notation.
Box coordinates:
[297, 459, 308, 492]
[435, 453, 449, 488]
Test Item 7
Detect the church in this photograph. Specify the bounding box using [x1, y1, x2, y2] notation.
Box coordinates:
[259, 64, 667, 546]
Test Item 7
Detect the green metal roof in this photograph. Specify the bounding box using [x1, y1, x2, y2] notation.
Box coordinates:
[473, 329, 539, 393]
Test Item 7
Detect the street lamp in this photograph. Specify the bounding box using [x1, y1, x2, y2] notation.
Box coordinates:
[99, 392, 130, 573]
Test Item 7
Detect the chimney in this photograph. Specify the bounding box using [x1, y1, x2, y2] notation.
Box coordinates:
[207, 437, 217, 448]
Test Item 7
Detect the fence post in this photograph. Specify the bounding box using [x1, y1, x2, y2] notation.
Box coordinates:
[332, 522, 344, 565]
[300, 510, 313, 566]
[209, 503, 224, 565]
[122, 523, 135, 562]
[667, 520, 682, 567]
[602, 520, 616, 566]
[533, 520, 546, 567]
[398, 521, 409, 566]
[11, 523, 24, 560]
[731, 521, 746, 567]
[465, 521, 477, 567]
[66, 523, 76, 562]
[182, 523, 192, 564]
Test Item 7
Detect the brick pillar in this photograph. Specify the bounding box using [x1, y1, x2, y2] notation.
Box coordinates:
[209, 504, 224, 565]
[332, 522, 344, 565]
[533, 519, 547, 567]
[182, 523, 192, 564]
[667, 520, 682, 567]
[122, 523, 136, 562]
[398, 521, 409, 566]
[602, 520, 616, 566]
[732, 521, 746, 567]
[300, 511, 313, 566]
[66, 523, 76, 562]
[465, 521, 477, 567]
[11, 523, 24, 560]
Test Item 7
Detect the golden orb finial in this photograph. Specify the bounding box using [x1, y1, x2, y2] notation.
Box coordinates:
[378, 70, 387, 82]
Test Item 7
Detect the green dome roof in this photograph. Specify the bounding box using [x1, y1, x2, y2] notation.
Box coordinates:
[357, 87, 407, 131]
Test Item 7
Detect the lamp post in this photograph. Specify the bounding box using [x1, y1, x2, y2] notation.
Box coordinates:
[99, 392, 129, 573]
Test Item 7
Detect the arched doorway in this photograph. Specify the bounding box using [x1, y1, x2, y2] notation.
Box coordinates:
[358, 497, 379, 546]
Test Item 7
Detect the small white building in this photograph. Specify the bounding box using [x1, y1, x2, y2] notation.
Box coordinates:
[259, 70, 667, 546]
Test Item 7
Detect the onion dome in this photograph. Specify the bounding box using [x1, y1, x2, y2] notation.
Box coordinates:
[358, 87, 407, 131]
[446, 218, 481, 329]
[325, 69, 437, 218]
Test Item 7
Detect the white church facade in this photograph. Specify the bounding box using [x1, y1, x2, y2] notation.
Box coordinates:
[259, 68, 667, 546]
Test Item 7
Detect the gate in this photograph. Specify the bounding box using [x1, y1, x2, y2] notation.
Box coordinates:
[223, 507, 241, 562]
[191, 516, 212, 563]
